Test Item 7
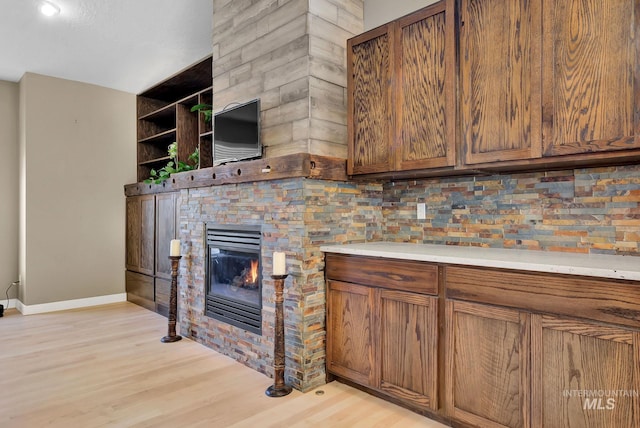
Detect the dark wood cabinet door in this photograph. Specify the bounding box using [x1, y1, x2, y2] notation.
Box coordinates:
[531, 314, 640, 428]
[445, 299, 530, 428]
[459, 0, 542, 165]
[396, 1, 455, 171]
[541, 0, 640, 157]
[348, 24, 394, 175]
[125, 195, 155, 275]
[326, 280, 377, 387]
[155, 192, 177, 279]
[380, 290, 438, 410]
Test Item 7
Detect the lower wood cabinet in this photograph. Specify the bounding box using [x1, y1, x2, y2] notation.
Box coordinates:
[445, 265, 640, 428]
[125, 192, 178, 317]
[445, 300, 530, 428]
[380, 289, 438, 409]
[532, 314, 640, 427]
[326, 281, 376, 386]
[326, 254, 439, 412]
[325, 255, 640, 426]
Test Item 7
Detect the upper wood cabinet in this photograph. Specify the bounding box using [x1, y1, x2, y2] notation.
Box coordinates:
[349, 0, 640, 175]
[541, 0, 640, 157]
[459, 0, 541, 164]
[348, 0, 455, 175]
[460, 0, 640, 166]
[348, 24, 393, 174]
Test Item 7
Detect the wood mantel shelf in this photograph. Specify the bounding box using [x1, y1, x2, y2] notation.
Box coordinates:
[124, 153, 348, 196]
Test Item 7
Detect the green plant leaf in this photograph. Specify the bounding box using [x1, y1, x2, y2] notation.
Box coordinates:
[191, 103, 213, 123]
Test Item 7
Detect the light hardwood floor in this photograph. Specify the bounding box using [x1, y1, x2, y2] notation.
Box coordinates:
[0, 302, 447, 427]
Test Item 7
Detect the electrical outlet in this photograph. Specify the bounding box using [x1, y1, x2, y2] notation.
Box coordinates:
[417, 202, 426, 220]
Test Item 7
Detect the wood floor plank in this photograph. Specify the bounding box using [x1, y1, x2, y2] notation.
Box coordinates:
[0, 303, 447, 427]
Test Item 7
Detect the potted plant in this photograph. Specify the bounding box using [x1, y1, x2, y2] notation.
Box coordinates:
[145, 142, 199, 184]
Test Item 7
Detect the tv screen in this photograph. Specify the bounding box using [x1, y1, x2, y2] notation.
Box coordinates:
[213, 99, 261, 165]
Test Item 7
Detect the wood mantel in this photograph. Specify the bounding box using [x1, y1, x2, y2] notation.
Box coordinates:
[124, 153, 348, 196]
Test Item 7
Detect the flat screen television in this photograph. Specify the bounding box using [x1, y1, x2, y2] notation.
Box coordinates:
[213, 99, 261, 165]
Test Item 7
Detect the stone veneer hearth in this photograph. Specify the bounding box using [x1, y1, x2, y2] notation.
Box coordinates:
[177, 178, 381, 391]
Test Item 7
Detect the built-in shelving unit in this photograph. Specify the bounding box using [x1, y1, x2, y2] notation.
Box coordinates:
[136, 55, 213, 182]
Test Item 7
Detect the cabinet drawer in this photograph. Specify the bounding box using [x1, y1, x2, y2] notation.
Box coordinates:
[125, 271, 155, 311]
[326, 254, 438, 295]
[445, 265, 640, 329]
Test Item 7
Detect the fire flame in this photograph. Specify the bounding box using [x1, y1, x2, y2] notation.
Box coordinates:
[248, 259, 259, 284]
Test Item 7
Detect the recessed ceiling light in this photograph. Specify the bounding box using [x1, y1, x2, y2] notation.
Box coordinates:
[39, 1, 60, 17]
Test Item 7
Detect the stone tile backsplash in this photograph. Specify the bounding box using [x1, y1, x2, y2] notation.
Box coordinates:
[382, 165, 640, 255]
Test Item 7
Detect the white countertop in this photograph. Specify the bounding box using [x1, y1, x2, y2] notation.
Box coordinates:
[320, 242, 640, 281]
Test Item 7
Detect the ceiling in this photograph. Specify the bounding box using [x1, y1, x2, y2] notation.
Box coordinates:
[0, 0, 213, 94]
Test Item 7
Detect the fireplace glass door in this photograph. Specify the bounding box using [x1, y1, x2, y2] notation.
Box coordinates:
[209, 248, 260, 307]
[206, 225, 262, 334]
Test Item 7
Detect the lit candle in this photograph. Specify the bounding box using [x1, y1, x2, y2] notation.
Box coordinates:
[273, 251, 286, 276]
[170, 239, 181, 257]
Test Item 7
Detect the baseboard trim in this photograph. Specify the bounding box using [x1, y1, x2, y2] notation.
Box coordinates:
[16, 293, 127, 315]
[1, 298, 18, 310]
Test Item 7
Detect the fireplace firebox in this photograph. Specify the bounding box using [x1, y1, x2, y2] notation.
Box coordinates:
[206, 224, 262, 335]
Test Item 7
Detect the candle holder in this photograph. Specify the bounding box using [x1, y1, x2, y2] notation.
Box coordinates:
[161, 255, 183, 343]
[266, 274, 292, 397]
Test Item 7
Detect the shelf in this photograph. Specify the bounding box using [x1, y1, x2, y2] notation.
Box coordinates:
[136, 55, 212, 182]
[138, 129, 176, 144]
[139, 156, 171, 166]
[176, 94, 199, 107]
[139, 103, 176, 122]
[198, 86, 213, 96]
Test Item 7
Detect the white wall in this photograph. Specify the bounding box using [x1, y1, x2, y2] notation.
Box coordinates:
[19, 73, 136, 306]
[0, 81, 19, 303]
[364, 0, 438, 30]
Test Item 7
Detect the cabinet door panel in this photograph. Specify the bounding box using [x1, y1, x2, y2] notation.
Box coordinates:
[397, 1, 455, 170]
[348, 25, 394, 175]
[326, 280, 377, 386]
[460, 0, 541, 165]
[446, 300, 530, 428]
[380, 290, 438, 410]
[126, 195, 155, 275]
[155, 192, 177, 279]
[532, 314, 640, 427]
[542, 0, 640, 156]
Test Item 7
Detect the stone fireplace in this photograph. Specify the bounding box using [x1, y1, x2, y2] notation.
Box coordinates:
[176, 176, 381, 391]
[171, 0, 367, 392]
